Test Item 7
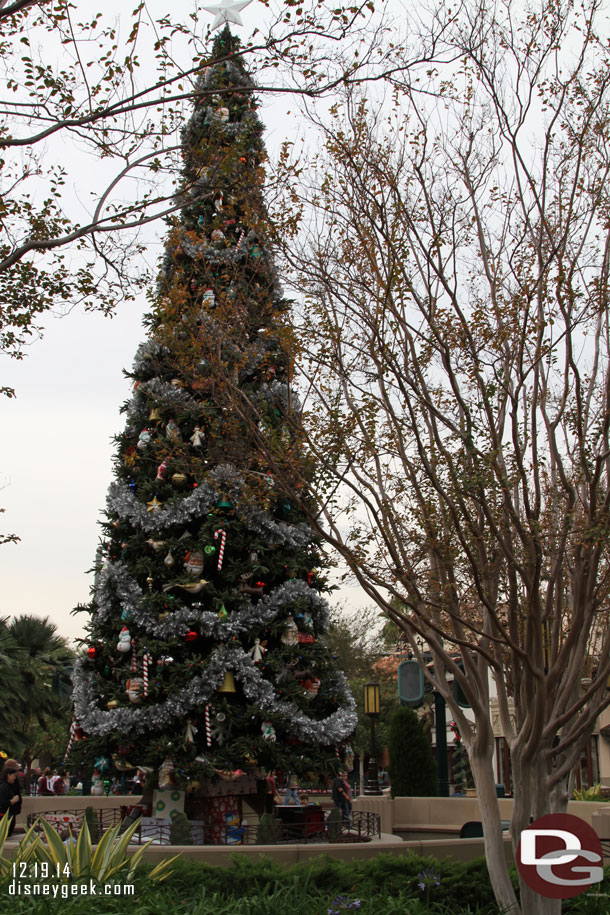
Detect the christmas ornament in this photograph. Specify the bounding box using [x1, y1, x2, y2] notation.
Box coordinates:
[216, 106, 229, 122]
[214, 192, 223, 211]
[211, 228, 225, 244]
[205, 703, 212, 747]
[87, 646, 97, 659]
[121, 607, 132, 621]
[217, 671, 236, 693]
[305, 677, 321, 697]
[163, 578, 209, 594]
[202, 289, 216, 308]
[249, 638, 266, 663]
[184, 550, 204, 576]
[210, 710, 229, 743]
[214, 529, 227, 570]
[164, 550, 175, 568]
[203, 0, 254, 31]
[281, 615, 299, 646]
[185, 629, 198, 642]
[298, 633, 315, 645]
[142, 652, 153, 696]
[171, 473, 188, 486]
[234, 229, 245, 251]
[146, 539, 166, 551]
[126, 677, 144, 704]
[158, 758, 175, 789]
[63, 720, 78, 762]
[185, 719, 198, 743]
[261, 720, 276, 742]
[117, 627, 132, 653]
[156, 459, 168, 481]
[217, 604, 228, 620]
[106, 699, 119, 709]
[149, 407, 162, 421]
[137, 429, 151, 450]
[190, 426, 205, 449]
[123, 445, 137, 466]
[146, 496, 163, 513]
[238, 573, 263, 595]
[166, 419, 182, 441]
[204, 544, 216, 556]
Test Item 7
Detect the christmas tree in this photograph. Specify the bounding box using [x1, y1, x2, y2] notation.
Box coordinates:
[69, 26, 356, 831]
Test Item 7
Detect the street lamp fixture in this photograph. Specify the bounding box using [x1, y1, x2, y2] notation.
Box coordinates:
[363, 681, 382, 795]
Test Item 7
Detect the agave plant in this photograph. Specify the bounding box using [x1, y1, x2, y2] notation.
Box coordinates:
[0, 809, 42, 880]
[26, 817, 177, 883]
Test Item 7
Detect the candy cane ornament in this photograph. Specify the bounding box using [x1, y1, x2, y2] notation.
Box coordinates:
[205, 704, 212, 747]
[142, 652, 153, 697]
[214, 529, 227, 571]
[131, 644, 137, 674]
[63, 720, 78, 763]
[234, 229, 245, 252]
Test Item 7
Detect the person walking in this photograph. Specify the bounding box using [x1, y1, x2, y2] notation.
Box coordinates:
[331, 770, 351, 826]
[0, 765, 22, 837]
[37, 767, 53, 796]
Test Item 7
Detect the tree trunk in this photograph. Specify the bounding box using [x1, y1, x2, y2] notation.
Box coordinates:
[469, 747, 521, 914]
[509, 749, 566, 915]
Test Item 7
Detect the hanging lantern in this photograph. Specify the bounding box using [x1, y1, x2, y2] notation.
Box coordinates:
[217, 671, 237, 693]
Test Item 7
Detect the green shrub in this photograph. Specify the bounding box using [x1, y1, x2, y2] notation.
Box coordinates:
[326, 807, 342, 842]
[84, 806, 100, 844]
[388, 706, 437, 797]
[169, 812, 193, 846]
[256, 811, 279, 844]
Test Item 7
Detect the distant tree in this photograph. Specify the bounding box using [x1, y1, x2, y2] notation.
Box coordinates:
[388, 707, 436, 798]
[5, 615, 74, 779]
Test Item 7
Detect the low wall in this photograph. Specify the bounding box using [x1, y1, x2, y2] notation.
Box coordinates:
[352, 795, 608, 837]
[17, 795, 143, 826]
[125, 835, 514, 867]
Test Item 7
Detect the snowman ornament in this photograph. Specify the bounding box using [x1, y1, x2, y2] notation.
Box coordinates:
[261, 720, 276, 742]
[117, 627, 132, 653]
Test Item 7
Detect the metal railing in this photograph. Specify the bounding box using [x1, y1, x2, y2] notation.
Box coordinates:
[27, 806, 381, 846]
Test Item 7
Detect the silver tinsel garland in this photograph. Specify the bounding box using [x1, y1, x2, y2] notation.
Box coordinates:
[94, 561, 330, 639]
[106, 466, 313, 548]
[72, 644, 357, 743]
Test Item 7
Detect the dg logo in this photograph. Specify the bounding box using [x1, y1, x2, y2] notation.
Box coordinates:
[517, 813, 604, 899]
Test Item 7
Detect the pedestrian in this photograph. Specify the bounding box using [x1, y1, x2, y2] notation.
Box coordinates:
[52, 769, 66, 795]
[0, 765, 22, 837]
[283, 771, 300, 805]
[265, 769, 281, 812]
[378, 766, 389, 789]
[331, 769, 351, 826]
[37, 767, 53, 796]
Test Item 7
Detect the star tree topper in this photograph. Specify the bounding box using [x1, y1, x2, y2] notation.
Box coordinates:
[203, 0, 253, 30]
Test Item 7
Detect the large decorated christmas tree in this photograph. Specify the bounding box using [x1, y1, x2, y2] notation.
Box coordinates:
[69, 26, 356, 835]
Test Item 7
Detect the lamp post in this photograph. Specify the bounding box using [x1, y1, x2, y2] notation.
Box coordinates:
[363, 681, 382, 795]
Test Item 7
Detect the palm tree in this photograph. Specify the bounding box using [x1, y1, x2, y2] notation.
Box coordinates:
[5, 615, 74, 782]
[0, 619, 27, 749]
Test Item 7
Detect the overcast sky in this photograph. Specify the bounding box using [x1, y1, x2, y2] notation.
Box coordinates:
[0, 0, 375, 645]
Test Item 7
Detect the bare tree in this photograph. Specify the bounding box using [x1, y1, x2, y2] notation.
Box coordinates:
[204, 1, 610, 911]
[0, 0, 443, 396]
